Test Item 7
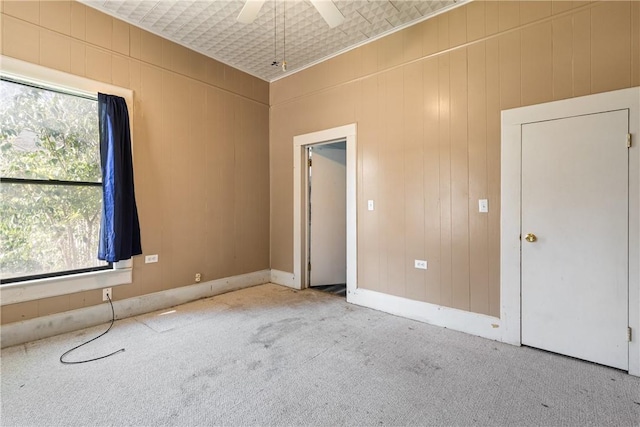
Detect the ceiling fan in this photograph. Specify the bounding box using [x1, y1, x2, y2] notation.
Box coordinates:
[237, 0, 345, 28]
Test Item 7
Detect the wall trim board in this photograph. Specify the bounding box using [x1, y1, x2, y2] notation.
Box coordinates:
[1, 28, 267, 106]
[269, 0, 469, 84]
[270, 1, 598, 107]
[348, 288, 502, 342]
[270, 269, 295, 288]
[0, 269, 271, 349]
[501, 86, 640, 376]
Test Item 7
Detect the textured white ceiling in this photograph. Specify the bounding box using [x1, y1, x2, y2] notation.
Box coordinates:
[81, 1, 464, 82]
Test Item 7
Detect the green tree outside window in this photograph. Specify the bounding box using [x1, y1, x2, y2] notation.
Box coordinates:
[0, 78, 109, 281]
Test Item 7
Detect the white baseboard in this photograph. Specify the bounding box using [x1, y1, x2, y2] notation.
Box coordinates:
[270, 270, 503, 342]
[347, 288, 503, 342]
[270, 269, 296, 289]
[1, 269, 271, 348]
[1, 269, 503, 348]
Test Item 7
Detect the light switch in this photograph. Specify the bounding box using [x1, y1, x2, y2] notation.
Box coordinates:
[367, 200, 374, 211]
[479, 199, 488, 213]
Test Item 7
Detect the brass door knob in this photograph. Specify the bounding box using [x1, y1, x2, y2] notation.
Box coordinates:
[524, 233, 537, 243]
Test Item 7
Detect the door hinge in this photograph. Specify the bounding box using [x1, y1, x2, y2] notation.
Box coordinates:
[627, 133, 632, 148]
[308, 158, 312, 167]
[308, 261, 311, 272]
[628, 327, 632, 342]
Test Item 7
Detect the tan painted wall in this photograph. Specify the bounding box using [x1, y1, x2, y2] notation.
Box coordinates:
[0, 1, 270, 324]
[270, 0, 640, 317]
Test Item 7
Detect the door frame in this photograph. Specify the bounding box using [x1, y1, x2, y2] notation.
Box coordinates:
[501, 87, 640, 376]
[293, 124, 357, 295]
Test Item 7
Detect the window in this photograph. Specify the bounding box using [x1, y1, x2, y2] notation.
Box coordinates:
[0, 77, 110, 283]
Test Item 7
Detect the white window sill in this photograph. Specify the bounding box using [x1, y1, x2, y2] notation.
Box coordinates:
[0, 261, 132, 306]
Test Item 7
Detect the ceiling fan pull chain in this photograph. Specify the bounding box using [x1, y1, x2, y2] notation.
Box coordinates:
[282, 0, 287, 72]
[274, 0, 277, 66]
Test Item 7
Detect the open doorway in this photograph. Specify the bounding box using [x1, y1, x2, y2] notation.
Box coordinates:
[307, 142, 346, 297]
[292, 124, 356, 299]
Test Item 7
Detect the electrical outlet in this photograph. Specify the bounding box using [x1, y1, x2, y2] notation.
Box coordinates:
[195, 273, 201, 283]
[145, 254, 158, 263]
[414, 260, 428, 270]
[102, 288, 112, 301]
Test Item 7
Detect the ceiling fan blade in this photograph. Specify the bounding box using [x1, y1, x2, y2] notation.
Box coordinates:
[309, 0, 345, 28]
[237, 0, 267, 24]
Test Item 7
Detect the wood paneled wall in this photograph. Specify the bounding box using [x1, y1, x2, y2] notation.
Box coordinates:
[270, 0, 640, 317]
[0, 1, 270, 324]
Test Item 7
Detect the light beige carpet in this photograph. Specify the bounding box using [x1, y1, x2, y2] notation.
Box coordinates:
[1, 283, 639, 426]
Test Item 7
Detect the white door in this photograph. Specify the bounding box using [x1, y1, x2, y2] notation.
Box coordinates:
[521, 110, 629, 370]
[309, 144, 346, 287]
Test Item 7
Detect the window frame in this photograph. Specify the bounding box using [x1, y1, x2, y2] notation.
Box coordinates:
[1, 77, 112, 283]
[0, 56, 135, 306]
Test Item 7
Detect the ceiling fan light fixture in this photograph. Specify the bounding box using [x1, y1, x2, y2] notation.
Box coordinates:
[237, 0, 266, 24]
[309, 0, 345, 29]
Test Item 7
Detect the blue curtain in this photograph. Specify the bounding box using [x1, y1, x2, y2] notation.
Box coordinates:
[98, 93, 142, 262]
